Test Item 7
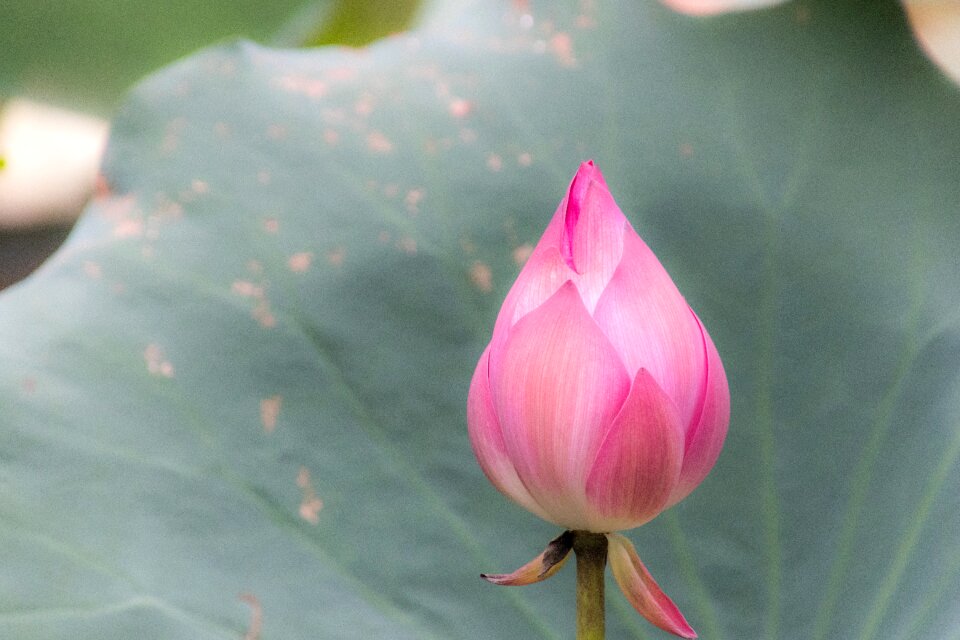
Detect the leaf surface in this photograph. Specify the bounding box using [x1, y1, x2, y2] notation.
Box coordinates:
[2, 1, 959, 638]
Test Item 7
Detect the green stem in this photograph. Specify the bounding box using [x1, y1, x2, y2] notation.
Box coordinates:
[573, 531, 608, 640]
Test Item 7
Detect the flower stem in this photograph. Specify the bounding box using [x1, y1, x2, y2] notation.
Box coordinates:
[573, 531, 608, 640]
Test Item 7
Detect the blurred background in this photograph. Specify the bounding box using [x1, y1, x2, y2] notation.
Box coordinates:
[0, 0, 422, 289]
[1, 0, 958, 290]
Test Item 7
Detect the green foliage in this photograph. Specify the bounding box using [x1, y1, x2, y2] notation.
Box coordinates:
[300, 0, 424, 47]
[1, 1, 959, 638]
[0, 0, 295, 113]
[0, 0, 423, 113]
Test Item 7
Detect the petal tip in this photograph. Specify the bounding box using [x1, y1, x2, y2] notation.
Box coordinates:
[607, 533, 697, 639]
[480, 532, 574, 586]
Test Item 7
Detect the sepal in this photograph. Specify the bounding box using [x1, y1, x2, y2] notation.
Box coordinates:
[606, 533, 696, 638]
[481, 531, 573, 586]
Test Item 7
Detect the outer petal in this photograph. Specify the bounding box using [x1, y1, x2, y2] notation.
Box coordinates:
[666, 310, 730, 507]
[489, 281, 630, 529]
[489, 246, 574, 357]
[592, 228, 705, 430]
[583, 369, 684, 532]
[607, 533, 697, 639]
[467, 346, 551, 522]
[480, 531, 573, 586]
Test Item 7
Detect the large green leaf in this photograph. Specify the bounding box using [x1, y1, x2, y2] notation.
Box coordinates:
[2, 0, 959, 638]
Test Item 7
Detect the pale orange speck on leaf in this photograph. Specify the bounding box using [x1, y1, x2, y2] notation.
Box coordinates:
[260, 395, 281, 433]
[449, 98, 473, 118]
[253, 301, 276, 328]
[297, 467, 324, 525]
[113, 219, 144, 239]
[366, 131, 394, 154]
[405, 188, 424, 214]
[327, 247, 346, 266]
[144, 344, 174, 378]
[513, 243, 534, 265]
[550, 32, 577, 67]
[288, 252, 313, 273]
[232, 280, 264, 298]
[239, 593, 263, 640]
[398, 236, 418, 255]
[470, 261, 494, 293]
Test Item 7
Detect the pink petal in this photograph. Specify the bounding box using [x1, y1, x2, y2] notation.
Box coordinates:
[561, 163, 626, 311]
[607, 533, 697, 639]
[490, 246, 574, 349]
[489, 281, 630, 529]
[584, 369, 684, 532]
[666, 310, 730, 507]
[481, 531, 573, 586]
[491, 160, 621, 336]
[660, 0, 788, 16]
[467, 347, 552, 522]
[560, 161, 608, 267]
[499, 163, 595, 285]
[487, 161, 623, 348]
[592, 229, 705, 430]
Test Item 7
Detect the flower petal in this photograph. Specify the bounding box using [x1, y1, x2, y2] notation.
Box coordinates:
[607, 533, 697, 639]
[490, 160, 621, 337]
[489, 281, 630, 529]
[584, 369, 684, 531]
[592, 228, 705, 431]
[467, 346, 552, 521]
[490, 246, 573, 344]
[561, 162, 626, 311]
[667, 310, 730, 507]
[660, 0, 787, 16]
[481, 531, 573, 586]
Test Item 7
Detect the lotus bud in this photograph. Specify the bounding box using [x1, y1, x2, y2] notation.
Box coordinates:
[469, 161, 729, 638]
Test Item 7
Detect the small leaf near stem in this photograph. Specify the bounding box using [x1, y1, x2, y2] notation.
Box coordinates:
[573, 531, 608, 640]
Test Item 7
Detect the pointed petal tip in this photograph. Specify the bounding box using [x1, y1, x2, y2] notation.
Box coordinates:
[480, 532, 574, 586]
[607, 533, 697, 638]
[577, 159, 596, 176]
[574, 159, 607, 188]
[566, 160, 609, 222]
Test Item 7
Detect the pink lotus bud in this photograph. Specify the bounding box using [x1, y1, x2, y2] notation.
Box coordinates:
[468, 160, 729, 533]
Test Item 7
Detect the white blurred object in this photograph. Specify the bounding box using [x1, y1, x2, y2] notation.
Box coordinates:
[903, 0, 960, 86]
[0, 99, 109, 229]
[660, 0, 788, 16]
